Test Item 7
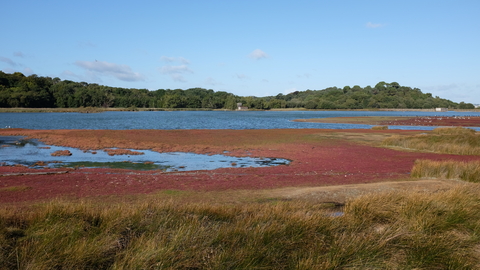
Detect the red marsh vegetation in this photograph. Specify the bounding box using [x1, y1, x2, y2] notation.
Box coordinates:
[295, 116, 480, 127]
[1, 128, 480, 203]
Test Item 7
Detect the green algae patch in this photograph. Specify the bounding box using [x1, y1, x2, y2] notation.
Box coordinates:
[0, 185, 32, 192]
[57, 161, 170, 171]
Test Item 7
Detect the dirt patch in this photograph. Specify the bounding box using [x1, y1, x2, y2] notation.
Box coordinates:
[51, 150, 72, 156]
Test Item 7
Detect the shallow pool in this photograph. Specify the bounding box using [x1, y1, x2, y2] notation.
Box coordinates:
[0, 136, 290, 171]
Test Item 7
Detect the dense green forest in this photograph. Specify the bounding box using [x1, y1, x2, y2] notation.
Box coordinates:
[0, 71, 475, 110]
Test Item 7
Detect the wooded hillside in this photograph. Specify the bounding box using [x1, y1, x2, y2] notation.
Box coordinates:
[0, 71, 475, 110]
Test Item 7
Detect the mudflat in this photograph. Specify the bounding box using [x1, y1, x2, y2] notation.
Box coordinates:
[1, 128, 479, 203]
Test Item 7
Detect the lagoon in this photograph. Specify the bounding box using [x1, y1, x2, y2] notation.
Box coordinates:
[2, 110, 480, 130]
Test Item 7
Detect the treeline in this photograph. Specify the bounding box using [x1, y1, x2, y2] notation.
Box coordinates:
[0, 71, 475, 110]
[267, 82, 475, 110]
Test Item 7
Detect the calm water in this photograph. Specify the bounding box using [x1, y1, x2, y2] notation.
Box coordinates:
[0, 136, 289, 171]
[2, 110, 480, 130]
[2, 111, 480, 171]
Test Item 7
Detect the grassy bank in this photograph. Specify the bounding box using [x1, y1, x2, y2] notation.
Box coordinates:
[2, 185, 480, 269]
[412, 159, 480, 182]
[383, 127, 480, 155]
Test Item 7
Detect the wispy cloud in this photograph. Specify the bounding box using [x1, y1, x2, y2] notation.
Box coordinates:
[23, 67, 34, 75]
[249, 49, 268, 60]
[75, 60, 144, 82]
[366, 22, 384, 28]
[78, 41, 97, 48]
[159, 56, 193, 82]
[0, 56, 18, 67]
[161, 56, 190, 64]
[61, 70, 83, 80]
[236, 73, 248, 80]
[161, 56, 175, 62]
[160, 65, 193, 74]
[159, 65, 193, 83]
[297, 73, 311, 79]
[204, 77, 221, 86]
[13, 52, 25, 58]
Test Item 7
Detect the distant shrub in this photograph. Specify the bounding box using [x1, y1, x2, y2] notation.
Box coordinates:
[371, 125, 388, 130]
[432, 126, 476, 135]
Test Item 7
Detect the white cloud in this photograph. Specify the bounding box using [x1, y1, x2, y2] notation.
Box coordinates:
[161, 56, 190, 64]
[205, 77, 222, 86]
[1, 68, 15, 73]
[159, 65, 193, 82]
[160, 65, 193, 74]
[159, 57, 193, 82]
[0, 56, 17, 66]
[23, 67, 34, 75]
[179, 57, 190, 64]
[366, 22, 384, 28]
[161, 56, 176, 62]
[75, 60, 144, 82]
[249, 49, 268, 60]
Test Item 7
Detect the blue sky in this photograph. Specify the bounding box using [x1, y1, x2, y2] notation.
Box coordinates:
[1, 0, 479, 103]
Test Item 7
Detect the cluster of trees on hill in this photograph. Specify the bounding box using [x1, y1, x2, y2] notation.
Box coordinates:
[0, 71, 475, 110]
[267, 82, 475, 110]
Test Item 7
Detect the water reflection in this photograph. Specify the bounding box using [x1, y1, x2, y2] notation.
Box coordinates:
[0, 136, 290, 171]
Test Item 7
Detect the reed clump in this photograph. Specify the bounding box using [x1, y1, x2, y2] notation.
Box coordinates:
[371, 125, 388, 130]
[2, 186, 480, 269]
[411, 159, 480, 182]
[382, 127, 480, 155]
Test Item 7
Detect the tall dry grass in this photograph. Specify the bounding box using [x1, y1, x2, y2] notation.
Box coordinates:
[382, 127, 480, 155]
[411, 159, 480, 182]
[2, 186, 480, 269]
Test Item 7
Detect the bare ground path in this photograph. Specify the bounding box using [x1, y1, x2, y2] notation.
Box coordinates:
[268, 179, 468, 204]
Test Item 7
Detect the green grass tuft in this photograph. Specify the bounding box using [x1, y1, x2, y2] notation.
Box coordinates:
[371, 125, 388, 130]
[411, 159, 480, 182]
[0, 186, 32, 192]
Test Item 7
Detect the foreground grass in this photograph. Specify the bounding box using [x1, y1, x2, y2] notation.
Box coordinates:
[383, 127, 480, 155]
[2, 186, 480, 269]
